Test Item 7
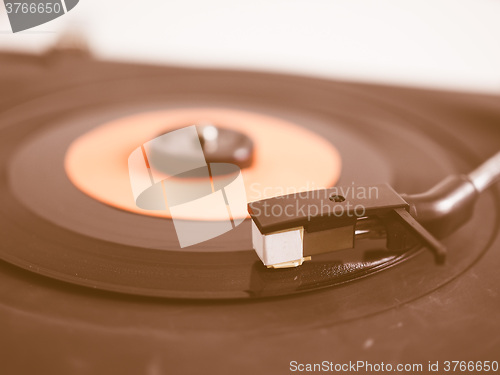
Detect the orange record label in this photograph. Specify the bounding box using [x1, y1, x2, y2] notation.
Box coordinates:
[65, 108, 341, 221]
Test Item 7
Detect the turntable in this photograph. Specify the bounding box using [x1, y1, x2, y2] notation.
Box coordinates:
[0, 46, 499, 374]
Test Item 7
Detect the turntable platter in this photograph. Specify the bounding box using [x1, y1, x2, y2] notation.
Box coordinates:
[0, 51, 499, 374]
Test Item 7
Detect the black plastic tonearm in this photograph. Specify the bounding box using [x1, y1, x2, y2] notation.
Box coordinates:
[248, 184, 448, 263]
[248, 151, 500, 267]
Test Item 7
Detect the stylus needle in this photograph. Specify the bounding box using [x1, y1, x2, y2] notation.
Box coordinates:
[248, 151, 500, 269]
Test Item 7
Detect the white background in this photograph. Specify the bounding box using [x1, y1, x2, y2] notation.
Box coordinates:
[1, 0, 500, 94]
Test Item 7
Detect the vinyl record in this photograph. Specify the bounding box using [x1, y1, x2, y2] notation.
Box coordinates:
[0, 52, 499, 374]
